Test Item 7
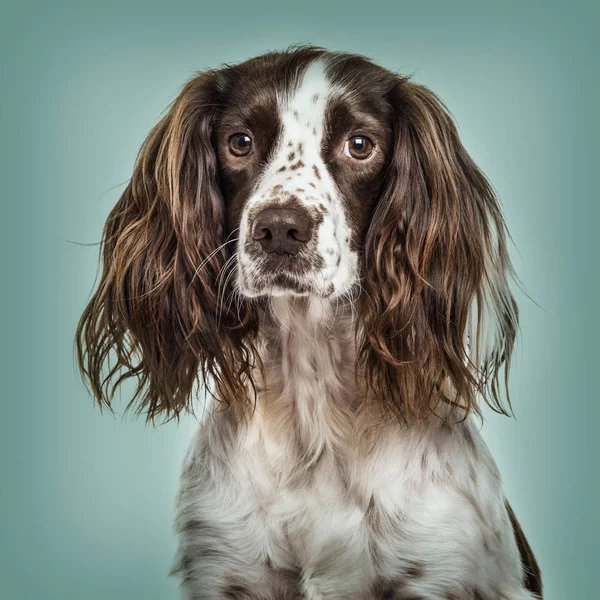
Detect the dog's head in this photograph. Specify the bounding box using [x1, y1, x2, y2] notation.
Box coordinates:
[77, 47, 517, 421]
[222, 54, 392, 300]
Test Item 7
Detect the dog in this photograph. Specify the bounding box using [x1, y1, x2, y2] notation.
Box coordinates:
[76, 47, 542, 599]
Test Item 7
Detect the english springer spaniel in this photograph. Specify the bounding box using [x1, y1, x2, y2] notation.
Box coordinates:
[77, 47, 542, 599]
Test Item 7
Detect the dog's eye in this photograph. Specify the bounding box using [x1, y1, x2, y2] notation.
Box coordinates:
[228, 133, 253, 157]
[344, 136, 374, 160]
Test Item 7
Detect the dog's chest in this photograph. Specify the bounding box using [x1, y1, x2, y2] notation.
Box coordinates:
[178, 310, 516, 597]
[233, 416, 502, 597]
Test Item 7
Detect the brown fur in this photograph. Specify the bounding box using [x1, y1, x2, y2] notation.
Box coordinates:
[359, 81, 518, 423]
[75, 70, 260, 421]
[506, 502, 543, 596]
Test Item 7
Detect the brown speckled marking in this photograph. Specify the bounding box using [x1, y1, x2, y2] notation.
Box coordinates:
[277, 165, 287, 173]
[269, 567, 303, 599]
[405, 561, 425, 579]
[334, 454, 350, 492]
[365, 495, 382, 536]
[222, 584, 254, 599]
[287, 151, 296, 161]
[506, 501, 543, 596]
[297, 142, 303, 154]
[469, 464, 478, 485]
[482, 536, 495, 556]
[311, 93, 319, 103]
[290, 160, 305, 170]
[312, 165, 321, 179]
[463, 490, 486, 523]
[463, 426, 478, 457]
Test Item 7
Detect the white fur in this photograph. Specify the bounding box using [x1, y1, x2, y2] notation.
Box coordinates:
[237, 61, 358, 299]
[175, 297, 537, 599]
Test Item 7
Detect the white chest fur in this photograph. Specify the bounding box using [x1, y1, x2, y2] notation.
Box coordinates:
[174, 298, 534, 600]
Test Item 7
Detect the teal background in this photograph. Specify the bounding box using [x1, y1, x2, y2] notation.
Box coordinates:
[2, 0, 597, 598]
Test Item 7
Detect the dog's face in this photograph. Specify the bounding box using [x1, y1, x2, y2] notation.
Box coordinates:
[77, 48, 518, 422]
[215, 58, 393, 298]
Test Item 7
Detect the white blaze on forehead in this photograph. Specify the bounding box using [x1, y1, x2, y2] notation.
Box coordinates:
[279, 59, 331, 144]
[238, 59, 358, 298]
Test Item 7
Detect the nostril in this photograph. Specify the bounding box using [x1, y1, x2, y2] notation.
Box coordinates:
[288, 226, 311, 243]
[254, 226, 272, 241]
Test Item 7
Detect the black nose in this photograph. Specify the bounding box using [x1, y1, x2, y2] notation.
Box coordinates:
[251, 208, 313, 255]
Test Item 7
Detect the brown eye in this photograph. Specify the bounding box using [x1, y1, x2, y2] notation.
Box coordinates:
[228, 133, 253, 157]
[344, 136, 374, 160]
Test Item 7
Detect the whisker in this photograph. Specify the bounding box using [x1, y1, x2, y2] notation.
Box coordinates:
[216, 261, 239, 327]
[188, 229, 240, 290]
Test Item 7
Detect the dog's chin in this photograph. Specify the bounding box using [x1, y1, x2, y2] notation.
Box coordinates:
[239, 268, 337, 299]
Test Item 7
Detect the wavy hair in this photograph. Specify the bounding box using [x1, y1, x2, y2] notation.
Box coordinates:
[76, 70, 259, 422]
[77, 59, 517, 424]
[359, 79, 518, 421]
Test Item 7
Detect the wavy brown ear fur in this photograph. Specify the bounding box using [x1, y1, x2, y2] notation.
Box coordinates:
[360, 79, 518, 421]
[76, 71, 257, 422]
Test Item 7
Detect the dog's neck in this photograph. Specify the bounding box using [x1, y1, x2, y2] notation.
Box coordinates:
[247, 296, 464, 457]
[252, 295, 363, 462]
[261, 295, 356, 384]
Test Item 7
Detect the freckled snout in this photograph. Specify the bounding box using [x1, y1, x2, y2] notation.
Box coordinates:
[251, 207, 313, 255]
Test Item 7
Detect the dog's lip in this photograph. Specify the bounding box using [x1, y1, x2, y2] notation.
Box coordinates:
[246, 269, 309, 289]
[240, 264, 334, 298]
[250, 252, 313, 275]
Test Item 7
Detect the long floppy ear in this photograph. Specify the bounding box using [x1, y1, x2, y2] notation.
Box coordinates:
[76, 71, 257, 422]
[360, 79, 518, 421]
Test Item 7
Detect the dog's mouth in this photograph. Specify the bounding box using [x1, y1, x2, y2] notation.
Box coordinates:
[238, 253, 334, 298]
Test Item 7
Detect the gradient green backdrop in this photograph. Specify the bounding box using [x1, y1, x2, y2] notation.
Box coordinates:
[2, 0, 597, 598]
